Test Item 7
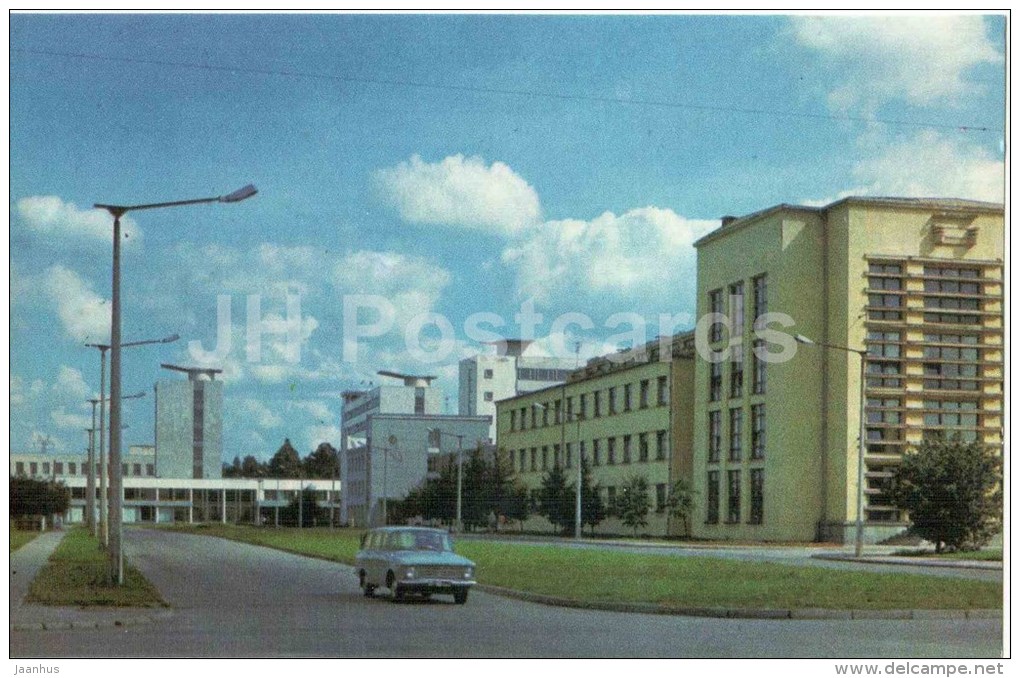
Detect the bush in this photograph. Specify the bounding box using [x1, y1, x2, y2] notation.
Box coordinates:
[890, 437, 1002, 553]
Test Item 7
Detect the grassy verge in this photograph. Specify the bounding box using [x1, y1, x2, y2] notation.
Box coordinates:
[27, 528, 166, 607]
[10, 529, 39, 553]
[893, 548, 1002, 562]
[163, 524, 1001, 610]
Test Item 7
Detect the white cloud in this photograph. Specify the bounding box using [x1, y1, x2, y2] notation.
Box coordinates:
[290, 400, 334, 424]
[53, 366, 91, 399]
[333, 250, 451, 328]
[851, 130, 1004, 202]
[790, 16, 1001, 111]
[42, 265, 110, 342]
[501, 207, 717, 306]
[50, 406, 90, 431]
[240, 398, 283, 430]
[10, 376, 45, 407]
[303, 424, 343, 453]
[374, 154, 542, 235]
[17, 196, 142, 246]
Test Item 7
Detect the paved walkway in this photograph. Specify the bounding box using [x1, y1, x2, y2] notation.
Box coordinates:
[9, 530, 171, 631]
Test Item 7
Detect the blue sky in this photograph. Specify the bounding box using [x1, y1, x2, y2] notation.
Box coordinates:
[9, 13, 1006, 461]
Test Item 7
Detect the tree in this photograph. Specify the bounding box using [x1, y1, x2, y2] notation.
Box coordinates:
[537, 463, 573, 534]
[665, 477, 698, 537]
[241, 455, 266, 478]
[616, 475, 651, 537]
[503, 482, 531, 531]
[890, 437, 1002, 553]
[223, 456, 243, 478]
[304, 443, 339, 479]
[279, 485, 329, 527]
[579, 456, 607, 535]
[268, 439, 303, 478]
[10, 477, 70, 519]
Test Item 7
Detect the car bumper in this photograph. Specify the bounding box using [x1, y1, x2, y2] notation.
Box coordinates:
[397, 578, 476, 591]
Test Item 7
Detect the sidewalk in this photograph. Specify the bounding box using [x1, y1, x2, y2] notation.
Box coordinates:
[9, 529, 171, 631]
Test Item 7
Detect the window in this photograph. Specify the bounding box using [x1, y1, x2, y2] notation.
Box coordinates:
[729, 408, 743, 461]
[579, 394, 587, 418]
[657, 376, 668, 405]
[542, 406, 549, 427]
[749, 469, 764, 525]
[709, 289, 724, 342]
[708, 411, 721, 463]
[553, 444, 561, 468]
[29, 462, 38, 476]
[729, 281, 745, 337]
[623, 384, 632, 411]
[656, 483, 667, 513]
[607, 387, 617, 414]
[16, 462, 25, 476]
[510, 410, 517, 431]
[639, 380, 650, 408]
[68, 462, 76, 475]
[751, 404, 765, 460]
[730, 342, 743, 398]
[593, 391, 602, 417]
[752, 339, 767, 394]
[923, 362, 978, 391]
[484, 391, 493, 402]
[54, 462, 64, 475]
[592, 439, 602, 466]
[554, 399, 562, 424]
[414, 387, 425, 415]
[622, 435, 632, 464]
[607, 486, 617, 510]
[923, 400, 979, 441]
[752, 274, 768, 328]
[656, 430, 668, 461]
[520, 407, 528, 430]
[868, 293, 903, 321]
[530, 448, 537, 472]
[42, 462, 50, 475]
[607, 437, 617, 465]
[565, 443, 572, 469]
[707, 471, 720, 524]
[638, 433, 649, 462]
[727, 470, 742, 523]
[483, 369, 494, 379]
[566, 396, 574, 419]
[123, 463, 130, 475]
[867, 361, 902, 389]
[709, 362, 722, 402]
[519, 449, 526, 472]
[542, 447, 548, 470]
[867, 331, 901, 359]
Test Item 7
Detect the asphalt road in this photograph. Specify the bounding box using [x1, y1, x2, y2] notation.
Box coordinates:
[9, 529, 1003, 658]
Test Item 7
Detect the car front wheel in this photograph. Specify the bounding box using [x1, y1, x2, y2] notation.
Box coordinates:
[360, 571, 375, 597]
[453, 588, 469, 605]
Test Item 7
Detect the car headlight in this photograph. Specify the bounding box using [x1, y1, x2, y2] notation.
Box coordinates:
[404, 567, 416, 579]
[464, 567, 474, 579]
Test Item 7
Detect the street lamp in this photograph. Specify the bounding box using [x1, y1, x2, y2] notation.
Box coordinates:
[795, 333, 868, 557]
[534, 400, 585, 539]
[86, 335, 177, 548]
[95, 184, 256, 584]
[427, 428, 464, 532]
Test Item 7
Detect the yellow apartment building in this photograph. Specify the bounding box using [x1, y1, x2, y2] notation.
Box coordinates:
[495, 333, 696, 536]
[692, 197, 1004, 543]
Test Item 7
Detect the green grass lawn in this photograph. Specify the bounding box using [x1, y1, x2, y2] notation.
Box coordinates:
[27, 528, 166, 607]
[10, 529, 39, 553]
[163, 524, 1001, 610]
[894, 548, 1003, 562]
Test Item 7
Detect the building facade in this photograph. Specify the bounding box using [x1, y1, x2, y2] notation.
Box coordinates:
[343, 413, 491, 527]
[154, 369, 223, 479]
[495, 333, 696, 537]
[692, 197, 1004, 543]
[459, 339, 577, 442]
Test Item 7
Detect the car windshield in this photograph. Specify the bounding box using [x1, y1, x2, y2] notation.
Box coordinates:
[384, 530, 452, 552]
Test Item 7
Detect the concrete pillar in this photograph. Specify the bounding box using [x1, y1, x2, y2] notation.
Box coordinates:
[221, 489, 227, 524]
[188, 488, 194, 524]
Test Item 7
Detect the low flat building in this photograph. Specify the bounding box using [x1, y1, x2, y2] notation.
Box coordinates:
[496, 333, 696, 537]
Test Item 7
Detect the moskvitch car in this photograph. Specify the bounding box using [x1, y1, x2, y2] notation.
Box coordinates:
[355, 526, 476, 604]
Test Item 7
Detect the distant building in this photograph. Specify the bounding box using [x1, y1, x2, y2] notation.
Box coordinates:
[343, 413, 490, 528]
[10, 445, 156, 481]
[154, 364, 223, 479]
[496, 333, 696, 537]
[692, 197, 1004, 544]
[459, 339, 578, 441]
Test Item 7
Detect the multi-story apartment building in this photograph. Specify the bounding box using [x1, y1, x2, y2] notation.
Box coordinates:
[692, 197, 1004, 543]
[459, 339, 577, 442]
[495, 333, 696, 536]
[154, 365, 224, 479]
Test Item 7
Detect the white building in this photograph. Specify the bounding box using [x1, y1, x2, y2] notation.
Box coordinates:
[458, 339, 577, 441]
[154, 364, 223, 479]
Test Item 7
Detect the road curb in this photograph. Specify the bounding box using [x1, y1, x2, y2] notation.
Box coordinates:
[812, 554, 1002, 571]
[475, 584, 1000, 621]
[10, 609, 173, 632]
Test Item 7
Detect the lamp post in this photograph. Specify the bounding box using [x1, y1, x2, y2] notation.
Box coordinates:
[427, 428, 464, 532]
[84, 420, 96, 535]
[795, 334, 868, 557]
[372, 439, 402, 527]
[95, 184, 256, 584]
[532, 400, 584, 539]
[86, 335, 177, 548]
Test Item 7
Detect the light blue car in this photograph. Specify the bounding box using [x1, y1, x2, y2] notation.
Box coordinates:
[355, 526, 477, 604]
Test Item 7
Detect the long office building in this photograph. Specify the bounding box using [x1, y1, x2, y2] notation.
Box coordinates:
[692, 197, 1004, 543]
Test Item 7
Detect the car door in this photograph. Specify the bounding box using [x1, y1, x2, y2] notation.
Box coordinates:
[368, 531, 387, 586]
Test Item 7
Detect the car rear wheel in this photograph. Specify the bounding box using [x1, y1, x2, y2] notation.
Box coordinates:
[453, 588, 469, 605]
[386, 571, 404, 601]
